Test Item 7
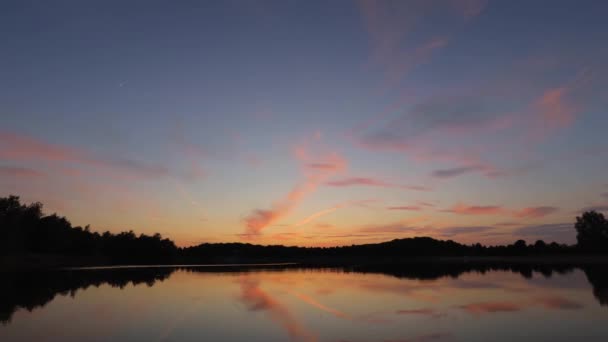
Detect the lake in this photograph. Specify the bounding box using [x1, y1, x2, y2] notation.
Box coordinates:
[1, 264, 607, 341]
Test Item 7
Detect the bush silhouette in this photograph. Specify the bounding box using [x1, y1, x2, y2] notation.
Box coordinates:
[575, 211, 608, 253]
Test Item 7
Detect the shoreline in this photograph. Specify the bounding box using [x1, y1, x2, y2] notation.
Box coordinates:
[3, 254, 608, 272]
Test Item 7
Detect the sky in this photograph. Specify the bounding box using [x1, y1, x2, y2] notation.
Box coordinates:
[1, 0, 607, 247]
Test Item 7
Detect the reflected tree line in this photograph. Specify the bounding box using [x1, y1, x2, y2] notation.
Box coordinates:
[2, 195, 608, 268]
[1, 263, 607, 325]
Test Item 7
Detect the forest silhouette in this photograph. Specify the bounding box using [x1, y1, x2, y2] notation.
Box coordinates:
[1, 195, 608, 267]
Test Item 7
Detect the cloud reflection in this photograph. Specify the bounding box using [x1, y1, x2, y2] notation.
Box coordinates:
[237, 276, 317, 342]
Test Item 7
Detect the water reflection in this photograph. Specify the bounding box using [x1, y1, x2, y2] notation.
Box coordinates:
[1, 263, 607, 341]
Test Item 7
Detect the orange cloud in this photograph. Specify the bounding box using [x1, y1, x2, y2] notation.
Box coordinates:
[295, 206, 340, 227]
[243, 139, 347, 236]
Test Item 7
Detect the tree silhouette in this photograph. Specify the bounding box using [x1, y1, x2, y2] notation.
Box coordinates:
[0, 195, 177, 264]
[575, 211, 608, 253]
[1, 194, 605, 267]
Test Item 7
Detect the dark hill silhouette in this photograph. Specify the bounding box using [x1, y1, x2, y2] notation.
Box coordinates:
[1, 195, 608, 268]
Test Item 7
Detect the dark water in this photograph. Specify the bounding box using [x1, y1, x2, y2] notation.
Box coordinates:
[1, 264, 607, 341]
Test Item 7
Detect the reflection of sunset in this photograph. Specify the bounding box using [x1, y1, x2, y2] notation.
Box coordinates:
[1, 267, 607, 341]
[238, 276, 317, 342]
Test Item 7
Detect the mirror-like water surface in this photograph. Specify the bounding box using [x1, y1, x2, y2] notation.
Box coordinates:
[1, 265, 607, 341]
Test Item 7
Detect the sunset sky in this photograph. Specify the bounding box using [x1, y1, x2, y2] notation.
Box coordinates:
[1, 0, 607, 247]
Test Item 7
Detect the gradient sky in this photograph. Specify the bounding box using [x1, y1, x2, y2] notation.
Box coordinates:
[1, 0, 607, 247]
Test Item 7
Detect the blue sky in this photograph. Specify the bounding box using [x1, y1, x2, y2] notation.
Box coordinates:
[1, 0, 607, 246]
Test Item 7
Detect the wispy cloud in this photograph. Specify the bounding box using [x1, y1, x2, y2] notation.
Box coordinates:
[238, 277, 316, 342]
[444, 204, 559, 218]
[295, 199, 380, 227]
[357, 1, 458, 87]
[0, 165, 45, 179]
[290, 291, 349, 319]
[431, 166, 482, 178]
[395, 308, 446, 318]
[326, 177, 429, 191]
[438, 226, 495, 237]
[243, 138, 347, 236]
[445, 204, 507, 216]
[358, 223, 424, 234]
[536, 87, 576, 131]
[0, 131, 169, 180]
[295, 206, 341, 227]
[388, 206, 422, 211]
[513, 206, 559, 218]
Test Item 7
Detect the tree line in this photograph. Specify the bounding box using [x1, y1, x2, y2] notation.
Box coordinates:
[1, 195, 607, 265]
[0, 195, 177, 264]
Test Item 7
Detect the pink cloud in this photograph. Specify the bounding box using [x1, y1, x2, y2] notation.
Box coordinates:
[452, 0, 487, 18]
[513, 206, 559, 218]
[447, 204, 507, 216]
[326, 177, 429, 191]
[0, 166, 45, 179]
[445, 204, 559, 218]
[537, 87, 576, 130]
[238, 277, 316, 342]
[0, 131, 83, 161]
[243, 139, 347, 236]
[0, 131, 169, 180]
[357, 1, 454, 86]
[530, 70, 590, 138]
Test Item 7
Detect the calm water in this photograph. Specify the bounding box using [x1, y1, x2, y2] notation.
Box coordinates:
[1, 264, 607, 341]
